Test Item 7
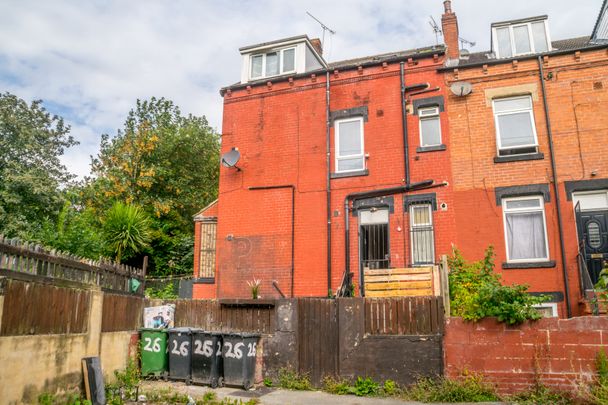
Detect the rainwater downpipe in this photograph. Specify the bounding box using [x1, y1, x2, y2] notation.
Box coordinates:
[326, 71, 332, 295]
[537, 56, 572, 318]
[248, 185, 295, 298]
[400, 62, 410, 186]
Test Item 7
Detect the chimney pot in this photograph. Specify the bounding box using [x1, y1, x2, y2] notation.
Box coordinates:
[444, 0, 452, 13]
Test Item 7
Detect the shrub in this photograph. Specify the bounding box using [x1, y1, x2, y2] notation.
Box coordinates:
[105, 359, 140, 404]
[509, 383, 573, 405]
[322, 376, 352, 395]
[405, 375, 500, 403]
[449, 246, 548, 324]
[278, 368, 312, 391]
[352, 376, 380, 396]
[382, 379, 399, 396]
[103, 202, 152, 262]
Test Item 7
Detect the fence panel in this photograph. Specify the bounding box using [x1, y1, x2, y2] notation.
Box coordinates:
[0, 279, 90, 336]
[102, 293, 145, 332]
[364, 296, 444, 335]
[172, 300, 275, 333]
[298, 298, 339, 385]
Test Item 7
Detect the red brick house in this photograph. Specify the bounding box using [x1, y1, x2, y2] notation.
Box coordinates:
[193, 1, 608, 317]
[441, 0, 608, 317]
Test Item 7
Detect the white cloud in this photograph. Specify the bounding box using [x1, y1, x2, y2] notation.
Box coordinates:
[0, 0, 601, 178]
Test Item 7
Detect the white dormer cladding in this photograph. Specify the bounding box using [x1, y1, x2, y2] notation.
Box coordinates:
[592, 0, 608, 43]
[239, 35, 326, 84]
[491, 16, 552, 59]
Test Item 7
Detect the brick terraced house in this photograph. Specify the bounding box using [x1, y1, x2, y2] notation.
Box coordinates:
[193, 1, 608, 317]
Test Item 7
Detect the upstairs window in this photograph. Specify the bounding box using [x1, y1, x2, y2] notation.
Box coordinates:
[493, 95, 538, 156]
[418, 107, 442, 147]
[493, 20, 550, 58]
[250, 47, 296, 80]
[335, 117, 365, 173]
[502, 196, 549, 262]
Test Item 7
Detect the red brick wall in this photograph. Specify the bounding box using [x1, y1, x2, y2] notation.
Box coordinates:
[444, 316, 608, 393]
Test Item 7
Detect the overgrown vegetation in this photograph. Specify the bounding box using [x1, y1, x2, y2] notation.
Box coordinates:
[138, 388, 259, 405]
[404, 374, 500, 403]
[585, 349, 608, 404]
[145, 282, 179, 299]
[105, 358, 141, 404]
[449, 246, 548, 324]
[277, 368, 312, 391]
[509, 383, 573, 405]
[37, 393, 91, 405]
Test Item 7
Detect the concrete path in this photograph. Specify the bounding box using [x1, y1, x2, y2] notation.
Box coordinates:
[139, 381, 505, 405]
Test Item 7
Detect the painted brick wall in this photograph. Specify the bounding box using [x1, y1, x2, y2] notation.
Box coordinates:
[444, 316, 608, 393]
[445, 48, 608, 316]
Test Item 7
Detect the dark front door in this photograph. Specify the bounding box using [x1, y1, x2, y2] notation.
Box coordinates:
[576, 207, 608, 284]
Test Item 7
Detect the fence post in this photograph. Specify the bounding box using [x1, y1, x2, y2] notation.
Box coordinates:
[440, 255, 450, 316]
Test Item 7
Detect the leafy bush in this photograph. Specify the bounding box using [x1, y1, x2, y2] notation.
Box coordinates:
[278, 368, 312, 390]
[145, 283, 178, 299]
[105, 359, 140, 404]
[405, 375, 500, 403]
[263, 378, 273, 387]
[352, 376, 380, 396]
[382, 379, 399, 396]
[322, 376, 352, 395]
[449, 246, 548, 324]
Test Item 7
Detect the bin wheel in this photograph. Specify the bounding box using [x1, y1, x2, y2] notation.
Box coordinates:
[162, 373, 168, 382]
[186, 377, 191, 386]
[218, 377, 224, 387]
[243, 379, 252, 390]
[211, 379, 218, 389]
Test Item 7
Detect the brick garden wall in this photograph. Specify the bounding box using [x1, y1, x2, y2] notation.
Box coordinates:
[444, 316, 608, 393]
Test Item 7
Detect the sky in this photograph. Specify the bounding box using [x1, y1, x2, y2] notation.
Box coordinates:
[0, 0, 602, 179]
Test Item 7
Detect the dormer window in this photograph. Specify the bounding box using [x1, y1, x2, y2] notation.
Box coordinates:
[492, 18, 551, 58]
[250, 47, 296, 80]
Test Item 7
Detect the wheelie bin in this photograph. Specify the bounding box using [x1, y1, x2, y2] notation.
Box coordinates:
[191, 330, 223, 387]
[221, 333, 260, 389]
[168, 327, 192, 383]
[140, 328, 168, 377]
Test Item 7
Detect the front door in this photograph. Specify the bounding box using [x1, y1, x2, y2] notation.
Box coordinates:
[575, 206, 608, 285]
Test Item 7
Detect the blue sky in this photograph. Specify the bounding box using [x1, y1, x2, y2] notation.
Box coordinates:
[0, 0, 602, 179]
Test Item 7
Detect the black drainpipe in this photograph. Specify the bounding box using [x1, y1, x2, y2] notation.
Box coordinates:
[400, 62, 410, 186]
[326, 71, 332, 296]
[537, 56, 572, 318]
[343, 180, 447, 296]
[249, 185, 295, 298]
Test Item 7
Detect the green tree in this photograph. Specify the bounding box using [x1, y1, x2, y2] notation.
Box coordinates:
[0, 92, 76, 237]
[103, 202, 152, 262]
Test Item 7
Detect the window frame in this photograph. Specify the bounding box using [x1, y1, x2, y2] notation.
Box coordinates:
[249, 46, 297, 80]
[418, 106, 442, 147]
[335, 116, 365, 173]
[492, 95, 539, 156]
[409, 203, 435, 265]
[492, 19, 551, 58]
[502, 195, 550, 263]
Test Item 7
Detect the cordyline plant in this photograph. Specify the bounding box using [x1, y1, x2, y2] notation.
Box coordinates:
[247, 278, 261, 299]
[102, 202, 152, 262]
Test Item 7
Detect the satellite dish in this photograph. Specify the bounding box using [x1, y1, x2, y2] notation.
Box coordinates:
[221, 147, 241, 170]
[450, 81, 473, 97]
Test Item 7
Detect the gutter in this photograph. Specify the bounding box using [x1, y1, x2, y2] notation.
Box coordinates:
[537, 56, 572, 318]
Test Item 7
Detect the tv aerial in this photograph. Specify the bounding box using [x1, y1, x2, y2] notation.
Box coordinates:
[459, 37, 476, 50]
[429, 16, 442, 45]
[306, 11, 336, 49]
[221, 147, 241, 171]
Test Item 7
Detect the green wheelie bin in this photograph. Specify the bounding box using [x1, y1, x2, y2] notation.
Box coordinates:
[140, 328, 168, 377]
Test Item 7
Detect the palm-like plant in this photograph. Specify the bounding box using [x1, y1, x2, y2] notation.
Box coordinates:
[103, 202, 152, 262]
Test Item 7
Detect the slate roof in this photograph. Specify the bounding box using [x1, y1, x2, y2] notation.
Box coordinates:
[328, 45, 445, 70]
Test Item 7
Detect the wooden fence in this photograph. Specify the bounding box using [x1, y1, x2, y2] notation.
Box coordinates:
[173, 300, 275, 333]
[364, 266, 440, 297]
[365, 296, 444, 335]
[0, 279, 90, 336]
[101, 293, 146, 332]
[0, 236, 145, 294]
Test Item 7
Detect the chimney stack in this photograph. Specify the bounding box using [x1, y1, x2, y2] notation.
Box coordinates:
[310, 38, 323, 56]
[441, 0, 460, 61]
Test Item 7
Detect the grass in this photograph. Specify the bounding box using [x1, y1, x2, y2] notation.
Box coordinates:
[403, 375, 500, 403]
[277, 368, 312, 391]
[141, 389, 259, 405]
[508, 383, 573, 405]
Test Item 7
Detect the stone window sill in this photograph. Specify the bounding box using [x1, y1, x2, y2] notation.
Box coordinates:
[494, 153, 544, 163]
[330, 169, 369, 179]
[502, 260, 556, 269]
[193, 277, 215, 284]
[417, 144, 446, 153]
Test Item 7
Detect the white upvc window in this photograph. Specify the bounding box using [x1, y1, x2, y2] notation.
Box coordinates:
[419, 107, 442, 147]
[493, 20, 551, 58]
[335, 117, 365, 173]
[493, 95, 538, 156]
[502, 196, 549, 262]
[410, 203, 435, 265]
[250, 47, 296, 80]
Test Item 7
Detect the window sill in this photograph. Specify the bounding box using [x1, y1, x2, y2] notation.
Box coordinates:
[193, 277, 215, 284]
[331, 169, 369, 179]
[494, 153, 544, 163]
[502, 260, 556, 269]
[417, 144, 446, 153]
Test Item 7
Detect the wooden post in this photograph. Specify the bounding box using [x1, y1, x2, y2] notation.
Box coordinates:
[440, 255, 450, 316]
[142, 256, 148, 293]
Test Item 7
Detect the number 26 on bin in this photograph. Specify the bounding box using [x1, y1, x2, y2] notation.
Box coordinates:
[193, 339, 221, 357]
[224, 342, 256, 359]
[143, 337, 162, 353]
[171, 340, 190, 356]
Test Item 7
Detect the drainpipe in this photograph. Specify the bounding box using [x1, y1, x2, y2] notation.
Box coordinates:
[537, 56, 572, 318]
[326, 71, 332, 296]
[343, 180, 447, 296]
[249, 185, 295, 298]
[400, 62, 410, 186]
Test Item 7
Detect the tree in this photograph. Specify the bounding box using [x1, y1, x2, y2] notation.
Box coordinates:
[0, 92, 77, 237]
[103, 202, 152, 262]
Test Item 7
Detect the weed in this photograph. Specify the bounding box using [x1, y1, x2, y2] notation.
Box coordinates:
[263, 377, 273, 387]
[509, 383, 573, 405]
[322, 376, 353, 395]
[352, 376, 379, 396]
[405, 375, 500, 403]
[277, 368, 312, 390]
[105, 358, 141, 404]
[38, 393, 91, 405]
[585, 349, 608, 404]
[38, 393, 56, 405]
[382, 379, 399, 396]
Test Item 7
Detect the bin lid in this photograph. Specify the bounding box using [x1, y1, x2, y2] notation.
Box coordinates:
[222, 332, 260, 338]
[168, 327, 192, 334]
[139, 328, 168, 332]
[191, 330, 222, 336]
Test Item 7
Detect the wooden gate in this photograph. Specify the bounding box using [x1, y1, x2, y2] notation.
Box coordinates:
[297, 298, 338, 384]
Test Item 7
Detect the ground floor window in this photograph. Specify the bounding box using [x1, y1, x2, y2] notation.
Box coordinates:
[410, 203, 435, 265]
[359, 208, 390, 269]
[502, 196, 549, 262]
